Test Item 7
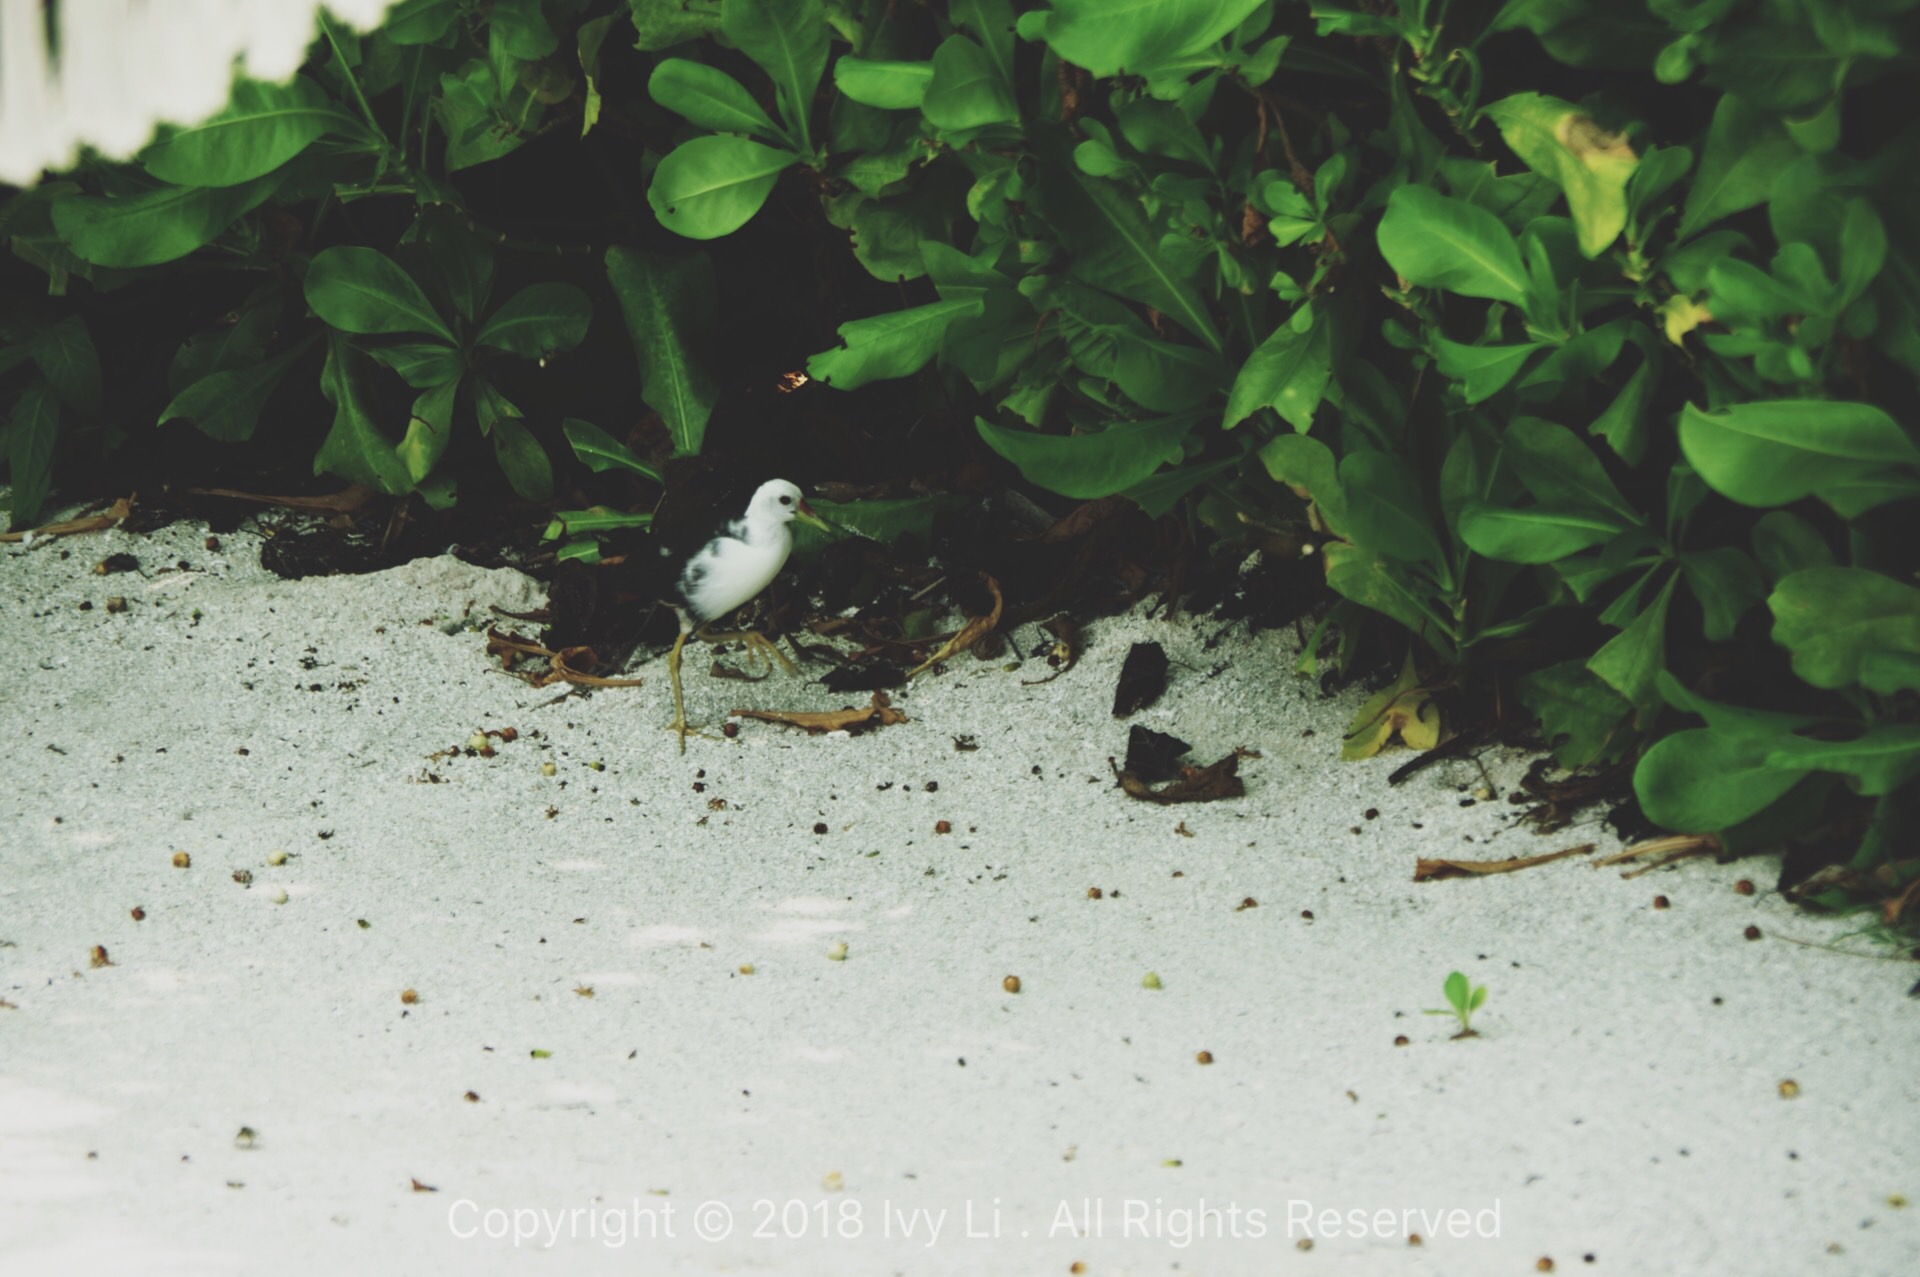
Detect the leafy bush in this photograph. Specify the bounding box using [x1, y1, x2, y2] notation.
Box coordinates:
[3, 0, 1916, 923]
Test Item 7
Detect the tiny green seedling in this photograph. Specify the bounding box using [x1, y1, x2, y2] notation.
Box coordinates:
[1424, 971, 1488, 1039]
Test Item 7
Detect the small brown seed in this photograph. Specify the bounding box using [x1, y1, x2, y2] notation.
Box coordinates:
[400, 988, 419, 1005]
[1087, 887, 1103, 899]
[1003, 975, 1021, 994]
[1537, 1260, 1556, 1273]
[1393, 1035, 1409, 1047]
[1778, 1079, 1800, 1099]
[925, 781, 938, 792]
[104, 596, 127, 613]
[89, 945, 112, 968]
[1735, 879, 1755, 895]
[1296, 1238, 1313, 1251]
[172, 851, 191, 869]
[205, 536, 221, 551]
[935, 820, 952, 834]
[813, 822, 828, 835]
[723, 721, 739, 738]
[1408, 1233, 1423, 1246]
[1195, 1050, 1213, 1065]
[130, 906, 145, 921]
[1653, 895, 1670, 909]
[463, 1091, 480, 1103]
[1300, 910, 1314, 920]
[1744, 925, 1763, 941]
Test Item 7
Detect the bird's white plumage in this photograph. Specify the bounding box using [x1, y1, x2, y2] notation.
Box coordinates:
[672, 479, 807, 628]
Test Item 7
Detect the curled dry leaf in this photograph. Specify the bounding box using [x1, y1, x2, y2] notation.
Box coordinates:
[0, 495, 134, 544]
[486, 627, 645, 689]
[731, 691, 908, 736]
[1414, 844, 1595, 882]
[1110, 749, 1253, 805]
[1021, 613, 1081, 686]
[908, 575, 1003, 677]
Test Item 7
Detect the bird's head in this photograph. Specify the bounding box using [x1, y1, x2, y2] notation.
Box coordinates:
[750, 479, 832, 533]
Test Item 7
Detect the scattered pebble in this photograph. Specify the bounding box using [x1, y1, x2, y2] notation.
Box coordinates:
[1745, 925, 1763, 941]
[130, 906, 145, 922]
[827, 941, 848, 962]
[738, 964, 755, 976]
[1654, 895, 1670, 909]
[1196, 1050, 1213, 1065]
[104, 597, 127, 614]
[1394, 1035, 1409, 1047]
[232, 869, 253, 887]
[1003, 975, 1021, 994]
[1087, 887, 1103, 899]
[1735, 879, 1755, 895]
[266, 850, 288, 867]
[271, 889, 288, 905]
[813, 822, 828, 835]
[1537, 1259, 1555, 1273]
[935, 820, 952, 834]
[1779, 1079, 1800, 1099]
[172, 852, 191, 869]
[401, 989, 419, 1005]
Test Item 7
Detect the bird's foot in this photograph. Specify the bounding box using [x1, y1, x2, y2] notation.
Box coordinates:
[701, 628, 799, 676]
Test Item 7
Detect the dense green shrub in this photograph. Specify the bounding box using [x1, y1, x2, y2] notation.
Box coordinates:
[2, 0, 1916, 921]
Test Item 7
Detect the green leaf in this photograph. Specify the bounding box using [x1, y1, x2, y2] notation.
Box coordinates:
[1764, 728, 1920, 798]
[435, 57, 542, 172]
[975, 414, 1196, 499]
[605, 247, 720, 457]
[1457, 503, 1623, 564]
[1678, 95, 1801, 241]
[1443, 971, 1469, 1013]
[1483, 92, 1638, 258]
[649, 58, 791, 143]
[1518, 660, 1631, 767]
[1225, 304, 1330, 430]
[1770, 567, 1920, 692]
[1680, 546, 1765, 642]
[366, 341, 465, 389]
[1588, 332, 1658, 465]
[1033, 128, 1223, 353]
[1678, 400, 1920, 508]
[796, 495, 968, 551]
[490, 0, 557, 59]
[1587, 571, 1677, 713]
[1322, 542, 1444, 650]
[488, 412, 554, 501]
[477, 283, 591, 359]
[1259, 432, 1347, 536]
[5, 380, 58, 528]
[722, 0, 827, 151]
[139, 74, 359, 187]
[647, 135, 799, 240]
[1340, 449, 1447, 574]
[834, 58, 935, 110]
[1431, 338, 1544, 405]
[1020, 0, 1267, 77]
[397, 381, 456, 484]
[1634, 728, 1807, 832]
[1377, 186, 1529, 307]
[563, 418, 664, 484]
[30, 317, 102, 417]
[807, 297, 982, 391]
[1122, 453, 1241, 518]
[158, 339, 312, 443]
[314, 338, 412, 495]
[630, 0, 723, 50]
[1503, 416, 1638, 521]
[306, 246, 454, 341]
[579, 12, 617, 136]
[922, 35, 1020, 134]
[50, 174, 281, 267]
[1751, 510, 1833, 585]
[384, 0, 461, 44]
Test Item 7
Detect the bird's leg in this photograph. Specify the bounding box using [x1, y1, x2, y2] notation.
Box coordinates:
[695, 623, 799, 677]
[664, 629, 701, 753]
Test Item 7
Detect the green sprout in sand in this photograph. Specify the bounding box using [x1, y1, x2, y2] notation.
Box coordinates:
[1424, 971, 1488, 1039]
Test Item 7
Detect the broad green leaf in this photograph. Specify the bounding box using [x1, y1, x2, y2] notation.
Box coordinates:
[630, 0, 722, 50]
[5, 380, 57, 528]
[1588, 332, 1657, 465]
[723, 0, 827, 150]
[490, 0, 557, 59]
[1516, 319, 1630, 402]
[1634, 728, 1807, 832]
[794, 495, 968, 552]
[1503, 416, 1638, 521]
[1678, 400, 1920, 508]
[975, 414, 1195, 499]
[563, 418, 664, 484]
[1770, 567, 1920, 691]
[1019, 0, 1266, 77]
[398, 381, 456, 483]
[306, 246, 454, 341]
[488, 412, 554, 501]
[922, 35, 1019, 134]
[1764, 728, 1920, 797]
[1458, 503, 1623, 564]
[952, 0, 1017, 93]
[1340, 448, 1447, 574]
[435, 57, 542, 172]
[1518, 660, 1631, 767]
[1260, 432, 1347, 536]
[1122, 453, 1241, 518]
[807, 297, 983, 390]
[605, 247, 720, 456]
[1431, 338, 1543, 405]
[383, 0, 460, 44]
[649, 59, 791, 142]
[30, 316, 101, 417]
[647, 135, 799, 240]
[1483, 92, 1638, 257]
[1377, 185, 1528, 306]
[50, 173, 281, 267]
[314, 339, 411, 495]
[1225, 304, 1330, 430]
[834, 58, 935, 110]
[158, 339, 313, 442]
[1677, 94, 1801, 241]
[1679, 546, 1764, 642]
[1321, 542, 1446, 652]
[477, 283, 592, 358]
[1034, 128, 1223, 353]
[366, 341, 464, 389]
[1656, 670, 1821, 739]
[579, 12, 617, 136]
[140, 75, 358, 187]
[1587, 570, 1677, 712]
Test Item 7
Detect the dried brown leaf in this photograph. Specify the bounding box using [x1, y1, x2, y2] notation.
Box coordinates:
[731, 691, 908, 736]
[1110, 750, 1250, 805]
[1414, 844, 1594, 882]
[908, 576, 1003, 677]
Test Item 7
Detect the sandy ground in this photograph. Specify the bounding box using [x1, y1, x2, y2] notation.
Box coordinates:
[2, 511, 1916, 1277]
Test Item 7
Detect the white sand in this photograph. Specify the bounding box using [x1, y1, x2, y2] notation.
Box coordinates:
[2, 513, 1915, 1276]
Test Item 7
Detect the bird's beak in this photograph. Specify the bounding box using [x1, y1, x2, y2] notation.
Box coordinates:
[794, 498, 833, 533]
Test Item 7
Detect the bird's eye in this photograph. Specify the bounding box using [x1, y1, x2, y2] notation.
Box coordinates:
[779, 495, 793, 505]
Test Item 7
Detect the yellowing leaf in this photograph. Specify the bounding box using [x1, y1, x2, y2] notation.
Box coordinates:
[1341, 652, 1442, 760]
